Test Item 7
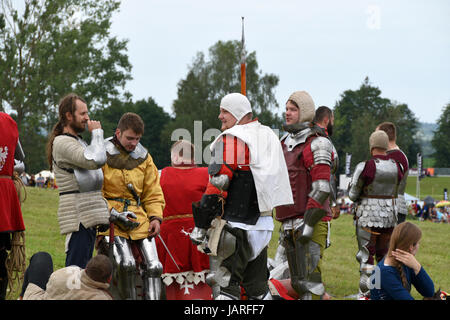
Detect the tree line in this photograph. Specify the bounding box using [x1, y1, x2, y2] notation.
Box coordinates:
[1, 0, 449, 175]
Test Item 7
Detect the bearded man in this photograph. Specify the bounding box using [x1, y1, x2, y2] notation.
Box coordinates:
[47, 93, 109, 268]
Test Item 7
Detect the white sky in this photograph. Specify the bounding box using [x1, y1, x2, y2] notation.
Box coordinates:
[109, 0, 449, 124]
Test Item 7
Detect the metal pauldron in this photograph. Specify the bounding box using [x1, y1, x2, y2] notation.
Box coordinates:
[84, 128, 107, 166]
[310, 136, 333, 166]
[210, 174, 230, 191]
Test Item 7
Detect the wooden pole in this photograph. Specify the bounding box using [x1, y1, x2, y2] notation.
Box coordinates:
[240, 17, 246, 96]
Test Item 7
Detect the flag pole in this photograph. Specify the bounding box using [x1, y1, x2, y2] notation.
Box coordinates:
[240, 17, 246, 96]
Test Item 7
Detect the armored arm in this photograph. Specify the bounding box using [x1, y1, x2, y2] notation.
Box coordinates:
[84, 128, 107, 166]
[299, 137, 333, 243]
[190, 140, 230, 245]
[348, 161, 366, 202]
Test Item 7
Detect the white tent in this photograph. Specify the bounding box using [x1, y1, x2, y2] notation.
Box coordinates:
[36, 170, 54, 179]
[404, 193, 419, 202]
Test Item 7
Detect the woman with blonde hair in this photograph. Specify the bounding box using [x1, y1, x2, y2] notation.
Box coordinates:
[370, 222, 435, 300]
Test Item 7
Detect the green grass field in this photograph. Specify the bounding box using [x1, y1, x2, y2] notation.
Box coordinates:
[7, 186, 450, 300]
[405, 175, 450, 201]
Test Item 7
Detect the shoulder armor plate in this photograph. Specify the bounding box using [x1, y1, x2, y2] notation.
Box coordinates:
[283, 128, 314, 151]
[310, 136, 333, 166]
[104, 136, 148, 170]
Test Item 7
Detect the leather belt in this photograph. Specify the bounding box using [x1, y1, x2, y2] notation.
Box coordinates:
[163, 214, 193, 221]
[59, 190, 80, 196]
[361, 195, 395, 199]
[106, 197, 139, 211]
[0, 175, 12, 180]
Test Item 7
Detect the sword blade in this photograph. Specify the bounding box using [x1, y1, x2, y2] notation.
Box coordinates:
[157, 234, 181, 271]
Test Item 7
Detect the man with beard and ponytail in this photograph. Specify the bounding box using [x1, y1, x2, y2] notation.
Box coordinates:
[376, 122, 409, 224]
[275, 91, 337, 300]
[348, 130, 403, 300]
[189, 93, 292, 300]
[96, 112, 165, 300]
[47, 93, 110, 269]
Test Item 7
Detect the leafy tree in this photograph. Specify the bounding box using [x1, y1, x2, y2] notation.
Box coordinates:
[161, 40, 282, 165]
[333, 77, 421, 173]
[431, 103, 450, 167]
[0, 0, 131, 173]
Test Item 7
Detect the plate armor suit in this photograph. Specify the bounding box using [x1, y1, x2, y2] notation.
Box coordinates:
[275, 123, 335, 300]
[348, 157, 400, 298]
[98, 136, 165, 300]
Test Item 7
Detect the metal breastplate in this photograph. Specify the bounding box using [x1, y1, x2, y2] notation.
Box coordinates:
[357, 159, 398, 228]
[276, 136, 311, 221]
[74, 139, 104, 192]
[363, 159, 399, 198]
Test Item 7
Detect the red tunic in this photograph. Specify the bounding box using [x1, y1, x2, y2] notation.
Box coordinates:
[0, 113, 25, 233]
[386, 149, 409, 173]
[156, 166, 211, 299]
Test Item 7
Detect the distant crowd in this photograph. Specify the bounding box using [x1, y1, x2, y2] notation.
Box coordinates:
[409, 200, 449, 224]
[336, 198, 449, 224]
[19, 172, 58, 189]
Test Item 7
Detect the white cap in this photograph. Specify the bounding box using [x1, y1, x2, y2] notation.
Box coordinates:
[220, 93, 252, 124]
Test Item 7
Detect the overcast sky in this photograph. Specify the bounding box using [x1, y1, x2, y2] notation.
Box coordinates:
[109, 0, 449, 124]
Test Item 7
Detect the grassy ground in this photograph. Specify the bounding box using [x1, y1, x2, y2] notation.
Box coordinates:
[268, 213, 450, 299]
[405, 175, 450, 201]
[7, 186, 450, 299]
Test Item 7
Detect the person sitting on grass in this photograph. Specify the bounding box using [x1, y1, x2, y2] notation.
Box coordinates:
[20, 252, 113, 300]
[370, 222, 435, 300]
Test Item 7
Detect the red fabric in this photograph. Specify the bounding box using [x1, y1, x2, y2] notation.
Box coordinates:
[386, 149, 409, 173]
[156, 166, 210, 274]
[205, 134, 251, 198]
[269, 279, 297, 300]
[165, 280, 212, 300]
[0, 113, 25, 233]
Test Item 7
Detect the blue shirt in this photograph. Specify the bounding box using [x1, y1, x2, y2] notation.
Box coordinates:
[370, 257, 435, 300]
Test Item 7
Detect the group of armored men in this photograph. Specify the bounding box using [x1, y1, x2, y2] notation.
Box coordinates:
[2, 89, 408, 300]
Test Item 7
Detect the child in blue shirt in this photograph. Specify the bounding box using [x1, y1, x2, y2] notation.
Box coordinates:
[370, 222, 435, 300]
